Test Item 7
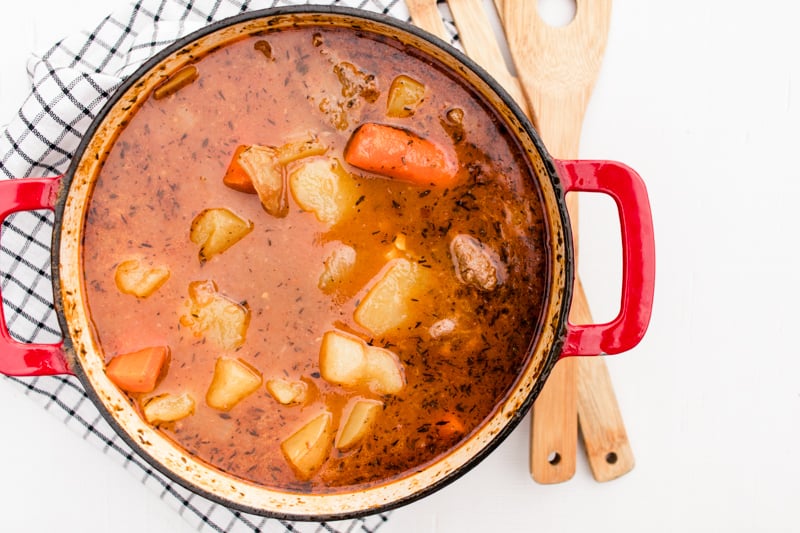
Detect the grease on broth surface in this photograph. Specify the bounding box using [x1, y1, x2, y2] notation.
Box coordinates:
[82, 26, 549, 492]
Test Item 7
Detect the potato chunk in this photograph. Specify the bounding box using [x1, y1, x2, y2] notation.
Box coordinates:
[206, 357, 263, 411]
[386, 74, 425, 118]
[354, 258, 420, 336]
[289, 158, 359, 226]
[181, 280, 249, 350]
[189, 208, 253, 263]
[143, 392, 195, 425]
[237, 145, 288, 217]
[335, 398, 383, 450]
[319, 330, 367, 386]
[114, 259, 170, 298]
[281, 411, 334, 480]
[365, 346, 406, 395]
[318, 243, 356, 292]
[266, 378, 307, 405]
[319, 329, 406, 394]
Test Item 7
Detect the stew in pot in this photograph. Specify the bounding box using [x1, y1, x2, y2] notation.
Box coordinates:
[82, 24, 550, 492]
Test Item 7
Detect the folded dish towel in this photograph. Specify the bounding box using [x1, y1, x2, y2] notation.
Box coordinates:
[0, 1, 458, 531]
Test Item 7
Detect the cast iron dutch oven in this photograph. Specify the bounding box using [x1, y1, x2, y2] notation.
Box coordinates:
[0, 6, 654, 520]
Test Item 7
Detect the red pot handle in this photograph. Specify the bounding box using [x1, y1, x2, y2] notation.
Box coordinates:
[555, 160, 655, 357]
[0, 177, 71, 376]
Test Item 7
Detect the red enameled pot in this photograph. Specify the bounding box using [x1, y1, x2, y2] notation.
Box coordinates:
[0, 6, 654, 520]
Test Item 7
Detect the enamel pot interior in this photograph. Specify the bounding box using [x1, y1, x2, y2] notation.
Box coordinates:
[53, 6, 573, 520]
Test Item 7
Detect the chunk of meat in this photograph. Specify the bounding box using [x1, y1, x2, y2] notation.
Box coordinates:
[449, 234, 506, 291]
[334, 62, 380, 102]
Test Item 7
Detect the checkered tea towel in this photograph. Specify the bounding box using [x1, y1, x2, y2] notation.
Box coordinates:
[0, 1, 459, 531]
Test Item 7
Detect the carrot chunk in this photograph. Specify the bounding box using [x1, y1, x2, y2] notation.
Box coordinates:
[222, 145, 258, 194]
[106, 346, 170, 393]
[344, 123, 458, 187]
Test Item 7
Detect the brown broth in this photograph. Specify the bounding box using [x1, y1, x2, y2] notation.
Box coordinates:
[82, 26, 548, 492]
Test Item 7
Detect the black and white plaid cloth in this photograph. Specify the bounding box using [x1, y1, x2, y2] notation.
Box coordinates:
[0, 1, 459, 531]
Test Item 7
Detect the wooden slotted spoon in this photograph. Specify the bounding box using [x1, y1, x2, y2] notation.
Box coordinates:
[496, 0, 635, 483]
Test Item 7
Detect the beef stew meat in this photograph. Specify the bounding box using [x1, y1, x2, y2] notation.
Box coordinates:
[82, 25, 549, 492]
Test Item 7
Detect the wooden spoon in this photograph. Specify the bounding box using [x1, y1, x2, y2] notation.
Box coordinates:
[496, 0, 635, 483]
[406, 0, 449, 41]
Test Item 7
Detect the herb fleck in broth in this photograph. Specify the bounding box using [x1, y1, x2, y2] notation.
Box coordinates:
[82, 26, 549, 492]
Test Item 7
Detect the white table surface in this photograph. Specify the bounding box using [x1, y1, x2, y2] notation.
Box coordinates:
[1, 1, 799, 532]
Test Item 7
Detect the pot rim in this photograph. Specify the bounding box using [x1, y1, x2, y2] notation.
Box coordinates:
[51, 5, 574, 520]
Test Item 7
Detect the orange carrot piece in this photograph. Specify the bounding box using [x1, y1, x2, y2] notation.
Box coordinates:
[344, 123, 458, 187]
[106, 346, 170, 393]
[433, 411, 466, 441]
[222, 145, 257, 194]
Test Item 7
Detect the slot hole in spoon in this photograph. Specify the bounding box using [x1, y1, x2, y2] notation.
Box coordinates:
[537, 0, 577, 27]
[547, 451, 562, 465]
